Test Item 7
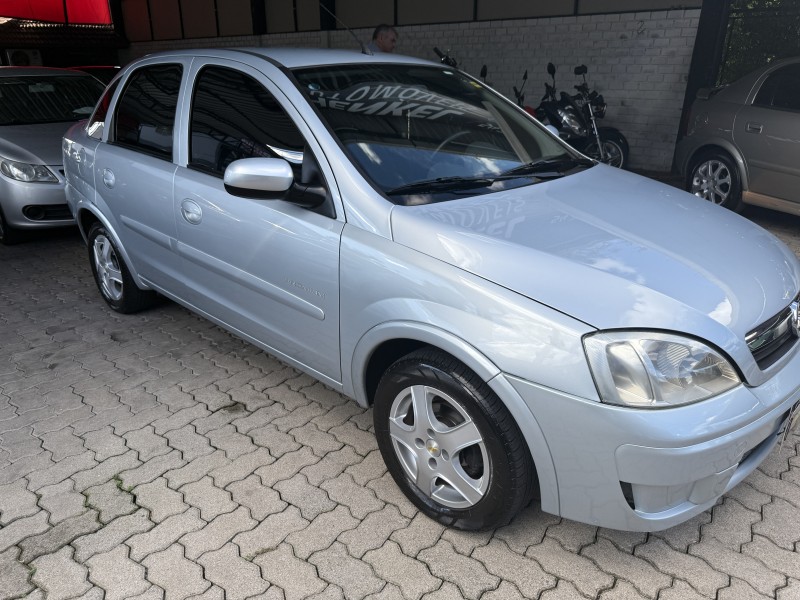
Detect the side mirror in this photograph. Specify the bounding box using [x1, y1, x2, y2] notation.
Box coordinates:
[547, 63, 556, 77]
[224, 157, 293, 194]
[574, 64, 587, 76]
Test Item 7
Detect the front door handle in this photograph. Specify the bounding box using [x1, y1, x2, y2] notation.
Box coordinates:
[181, 199, 202, 224]
[746, 122, 763, 134]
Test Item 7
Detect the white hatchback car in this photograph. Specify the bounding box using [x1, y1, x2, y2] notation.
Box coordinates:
[63, 48, 800, 532]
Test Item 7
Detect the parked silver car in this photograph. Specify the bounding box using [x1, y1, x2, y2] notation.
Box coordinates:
[64, 48, 800, 532]
[0, 67, 104, 243]
[676, 57, 800, 214]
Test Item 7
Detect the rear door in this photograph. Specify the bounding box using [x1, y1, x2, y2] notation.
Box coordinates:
[733, 63, 800, 203]
[172, 59, 344, 384]
[93, 61, 187, 292]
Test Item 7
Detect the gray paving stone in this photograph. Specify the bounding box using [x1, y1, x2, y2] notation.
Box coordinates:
[344, 450, 387, 486]
[266, 387, 312, 412]
[364, 540, 441, 600]
[205, 424, 256, 459]
[226, 385, 272, 411]
[321, 473, 384, 519]
[703, 497, 761, 549]
[197, 543, 269, 600]
[301, 445, 362, 486]
[440, 527, 492, 556]
[128, 584, 166, 600]
[329, 422, 378, 457]
[32, 405, 94, 436]
[255, 447, 318, 487]
[309, 542, 384, 600]
[366, 472, 418, 519]
[38, 479, 87, 524]
[690, 537, 785, 596]
[143, 544, 210, 600]
[182, 476, 237, 521]
[538, 580, 584, 600]
[153, 404, 210, 435]
[744, 469, 800, 510]
[234, 506, 309, 559]
[85, 479, 137, 523]
[718, 578, 773, 600]
[86, 545, 150, 600]
[134, 477, 189, 523]
[0, 478, 40, 525]
[777, 579, 800, 600]
[652, 511, 711, 552]
[71, 405, 134, 436]
[254, 542, 327, 600]
[0, 547, 34, 598]
[187, 584, 225, 600]
[723, 481, 771, 512]
[272, 403, 328, 433]
[274, 473, 336, 520]
[30, 546, 91, 600]
[71, 450, 141, 492]
[0, 427, 44, 463]
[417, 539, 499, 600]
[655, 580, 709, 600]
[419, 582, 464, 600]
[544, 519, 597, 552]
[19, 509, 102, 563]
[311, 402, 365, 433]
[249, 423, 300, 457]
[27, 451, 97, 491]
[73, 508, 154, 562]
[40, 427, 86, 461]
[752, 497, 800, 550]
[525, 537, 614, 599]
[581, 537, 671, 598]
[339, 504, 410, 559]
[290, 422, 342, 458]
[226, 474, 287, 521]
[180, 505, 256, 560]
[598, 579, 650, 600]
[635, 537, 729, 597]
[286, 505, 359, 560]
[597, 528, 648, 554]
[193, 404, 247, 435]
[209, 447, 273, 488]
[742, 535, 800, 580]
[128, 507, 205, 561]
[111, 405, 172, 436]
[473, 539, 557, 599]
[124, 426, 171, 461]
[81, 427, 129, 461]
[154, 388, 196, 412]
[164, 450, 230, 489]
[390, 512, 444, 558]
[119, 449, 186, 490]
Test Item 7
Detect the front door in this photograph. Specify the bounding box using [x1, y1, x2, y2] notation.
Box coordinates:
[172, 60, 343, 384]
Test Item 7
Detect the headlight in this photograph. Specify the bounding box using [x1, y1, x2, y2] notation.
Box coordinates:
[557, 108, 586, 136]
[584, 331, 740, 408]
[0, 159, 58, 183]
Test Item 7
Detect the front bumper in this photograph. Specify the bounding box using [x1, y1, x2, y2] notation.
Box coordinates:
[506, 345, 800, 531]
[0, 166, 75, 229]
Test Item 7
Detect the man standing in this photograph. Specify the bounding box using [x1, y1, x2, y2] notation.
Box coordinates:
[367, 24, 398, 53]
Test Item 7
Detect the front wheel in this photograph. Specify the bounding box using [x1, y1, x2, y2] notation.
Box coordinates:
[88, 223, 156, 313]
[585, 131, 628, 168]
[373, 348, 534, 530]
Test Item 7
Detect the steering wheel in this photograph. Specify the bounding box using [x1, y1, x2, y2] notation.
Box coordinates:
[432, 130, 473, 158]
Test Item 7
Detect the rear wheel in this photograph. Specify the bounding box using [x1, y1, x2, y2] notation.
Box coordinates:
[374, 348, 533, 530]
[687, 150, 742, 211]
[88, 223, 156, 313]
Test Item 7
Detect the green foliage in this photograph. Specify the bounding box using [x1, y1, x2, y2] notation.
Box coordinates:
[719, 0, 800, 84]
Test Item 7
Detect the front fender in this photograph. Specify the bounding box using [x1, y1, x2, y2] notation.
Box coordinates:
[348, 319, 560, 515]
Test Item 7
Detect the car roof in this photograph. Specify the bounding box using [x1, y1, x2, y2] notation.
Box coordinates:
[138, 47, 438, 70]
[0, 65, 96, 78]
[715, 56, 800, 103]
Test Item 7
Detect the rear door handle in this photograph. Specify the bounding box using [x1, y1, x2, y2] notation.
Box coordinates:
[746, 122, 763, 134]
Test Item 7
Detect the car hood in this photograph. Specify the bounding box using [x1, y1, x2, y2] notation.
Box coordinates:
[391, 165, 800, 350]
[0, 122, 76, 165]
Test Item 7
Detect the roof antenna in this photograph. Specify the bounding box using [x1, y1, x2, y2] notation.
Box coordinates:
[319, 3, 372, 55]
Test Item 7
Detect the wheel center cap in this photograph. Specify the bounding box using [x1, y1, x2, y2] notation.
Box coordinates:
[425, 439, 441, 457]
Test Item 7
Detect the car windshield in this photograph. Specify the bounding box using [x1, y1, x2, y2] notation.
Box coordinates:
[292, 63, 589, 204]
[0, 75, 105, 126]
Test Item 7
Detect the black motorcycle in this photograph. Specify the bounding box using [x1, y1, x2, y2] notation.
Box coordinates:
[531, 63, 629, 168]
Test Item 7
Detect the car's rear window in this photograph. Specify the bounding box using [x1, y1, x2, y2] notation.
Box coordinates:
[0, 75, 104, 125]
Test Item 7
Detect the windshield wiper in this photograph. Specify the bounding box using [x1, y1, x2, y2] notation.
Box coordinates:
[386, 176, 496, 196]
[500, 155, 594, 178]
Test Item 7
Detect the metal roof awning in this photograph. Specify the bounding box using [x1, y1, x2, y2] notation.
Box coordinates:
[0, 0, 111, 25]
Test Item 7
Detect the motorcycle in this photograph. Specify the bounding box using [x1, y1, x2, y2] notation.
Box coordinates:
[529, 63, 629, 168]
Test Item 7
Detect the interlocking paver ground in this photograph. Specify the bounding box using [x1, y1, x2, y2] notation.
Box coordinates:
[1, 210, 799, 599]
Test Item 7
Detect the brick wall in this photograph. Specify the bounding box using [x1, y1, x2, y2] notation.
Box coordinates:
[121, 9, 700, 172]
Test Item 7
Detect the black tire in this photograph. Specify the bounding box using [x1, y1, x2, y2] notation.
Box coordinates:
[373, 348, 533, 530]
[87, 222, 156, 313]
[0, 206, 24, 245]
[686, 150, 742, 212]
[587, 131, 628, 168]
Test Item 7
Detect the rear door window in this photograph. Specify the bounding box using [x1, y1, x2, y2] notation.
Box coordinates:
[754, 64, 800, 111]
[113, 64, 183, 160]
